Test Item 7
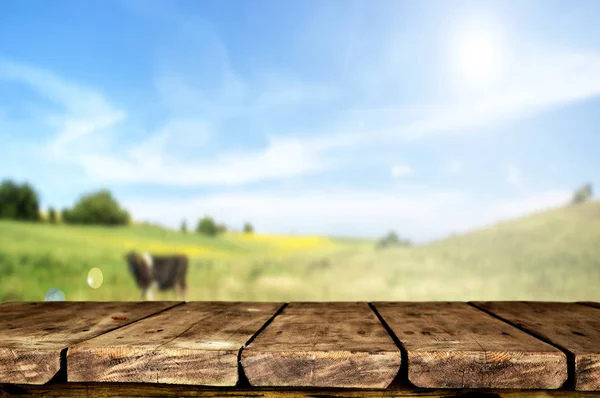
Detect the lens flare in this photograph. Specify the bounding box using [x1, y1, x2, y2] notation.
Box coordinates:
[87, 267, 104, 289]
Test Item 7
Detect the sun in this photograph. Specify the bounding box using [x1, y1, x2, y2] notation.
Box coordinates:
[458, 35, 496, 82]
[450, 23, 504, 89]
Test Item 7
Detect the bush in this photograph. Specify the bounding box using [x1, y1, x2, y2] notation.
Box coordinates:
[180, 219, 187, 233]
[48, 207, 57, 224]
[196, 216, 218, 237]
[376, 230, 412, 249]
[572, 183, 593, 205]
[243, 222, 254, 234]
[0, 180, 41, 221]
[62, 190, 130, 225]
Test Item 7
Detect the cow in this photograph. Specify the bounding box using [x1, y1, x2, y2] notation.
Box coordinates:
[125, 251, 188, 300]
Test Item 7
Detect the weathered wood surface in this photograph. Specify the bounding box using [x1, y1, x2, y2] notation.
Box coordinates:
[373, 302, 567, 389]
[0, 301, 179, 385]
[68, 302, 283, 386]
[241, 302, 401, 389]
[3, 383, 600, 398]
[2, 301, 600, 393]
[473, 301, 600, 391]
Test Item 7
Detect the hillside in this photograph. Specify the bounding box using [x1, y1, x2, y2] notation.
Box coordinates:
[1, 201, 599, 302]
[378, 200, 600, 301]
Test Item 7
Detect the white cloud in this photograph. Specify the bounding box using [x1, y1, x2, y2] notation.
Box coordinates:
[0, 59, 336, 186]
[0, 9, 585, 242]
[4, 39, 600, 188]
[121, 188, 571, 242]
[77, 137, 330, 186]
[504, 163, 523, 189]
[390, 164, 413, 178]
[444, 160, 463, 175]
[293, 49, 600, 150]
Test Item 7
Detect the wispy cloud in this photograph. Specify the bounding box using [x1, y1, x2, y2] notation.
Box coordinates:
[77, 137, 331, 186]
[0, 59, 125, 157]
[391, 164, 413, 178]
[1, 2, 594, 240]
[6, 50, 600, 188]
[3, 16, 600, 189]
[0, 58, 335, 186]
[307, 49, 600, 149]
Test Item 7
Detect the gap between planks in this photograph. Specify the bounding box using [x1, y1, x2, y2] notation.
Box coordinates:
[236, 303, 289, 387]
[3, 301, 598, 391]
[240, 302, 402, 389]
[468, 302, 577, 390]
[372, 302, 568, 389]
[471, 301, 600, 391]
[0, 301, 183, 385]
[369, 302, 410, 387]
[66, 302, 285, 385]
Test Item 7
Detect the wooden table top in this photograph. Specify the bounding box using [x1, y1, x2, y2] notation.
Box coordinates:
[1, 301, 599, 397]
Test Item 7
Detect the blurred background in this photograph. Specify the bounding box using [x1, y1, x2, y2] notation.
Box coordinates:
[1, 0, 599, 302]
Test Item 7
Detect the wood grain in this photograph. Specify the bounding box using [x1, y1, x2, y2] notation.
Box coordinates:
[373, 302, 567, 389]
[67, 302, 283, 386]
[3, 383, 600, 398]
[0, 301, 179, 384]
[241, 302, 401, 389]
[473, 301, 600, 391]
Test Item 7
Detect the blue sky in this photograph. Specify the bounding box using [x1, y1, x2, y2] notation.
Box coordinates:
[1, 0, 599, 241]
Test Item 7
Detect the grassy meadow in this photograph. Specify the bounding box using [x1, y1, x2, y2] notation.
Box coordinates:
[1, 201, 599, 302]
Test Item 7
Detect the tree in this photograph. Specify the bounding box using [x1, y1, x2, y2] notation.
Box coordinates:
[196, 216, 218, 237]
[0, 180, 41, 221]
[61, 208, 71, 223]
[180, 219, 187, 233]
[48, 207, 57, 224]
[62, 190, 130, 225]
[216, 223, 228, 234]
[243, 222, 254, 234]
[572, 183, 593, 205]
[376, 230, 412, 249]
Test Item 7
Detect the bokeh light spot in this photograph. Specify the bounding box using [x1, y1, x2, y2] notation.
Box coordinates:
[44, 288, 65, 301]
[87, 267, 104, 289]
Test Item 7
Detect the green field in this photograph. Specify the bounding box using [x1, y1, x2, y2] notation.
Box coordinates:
[1, 201, 599, 302]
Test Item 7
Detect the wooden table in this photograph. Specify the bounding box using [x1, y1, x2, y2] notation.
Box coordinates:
[1, 301, 599, 397]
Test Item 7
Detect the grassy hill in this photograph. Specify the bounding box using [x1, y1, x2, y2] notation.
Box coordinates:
[1, 201, 599, 302]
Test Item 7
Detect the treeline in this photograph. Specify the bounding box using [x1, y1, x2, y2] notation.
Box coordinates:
[0, 179, 254, 236]
[180, 216, 253, 237]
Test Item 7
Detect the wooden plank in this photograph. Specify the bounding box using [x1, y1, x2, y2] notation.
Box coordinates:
[67, 302, 283, 386]
[240, 302, 401, 389]
[373, 302, 567, 389]
[3, 383, 600, 398]
[473, 301, 600, 391]
[0, 302, 179, 385]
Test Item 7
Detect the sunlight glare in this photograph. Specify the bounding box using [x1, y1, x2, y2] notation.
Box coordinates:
[450, 20, 505, 90]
